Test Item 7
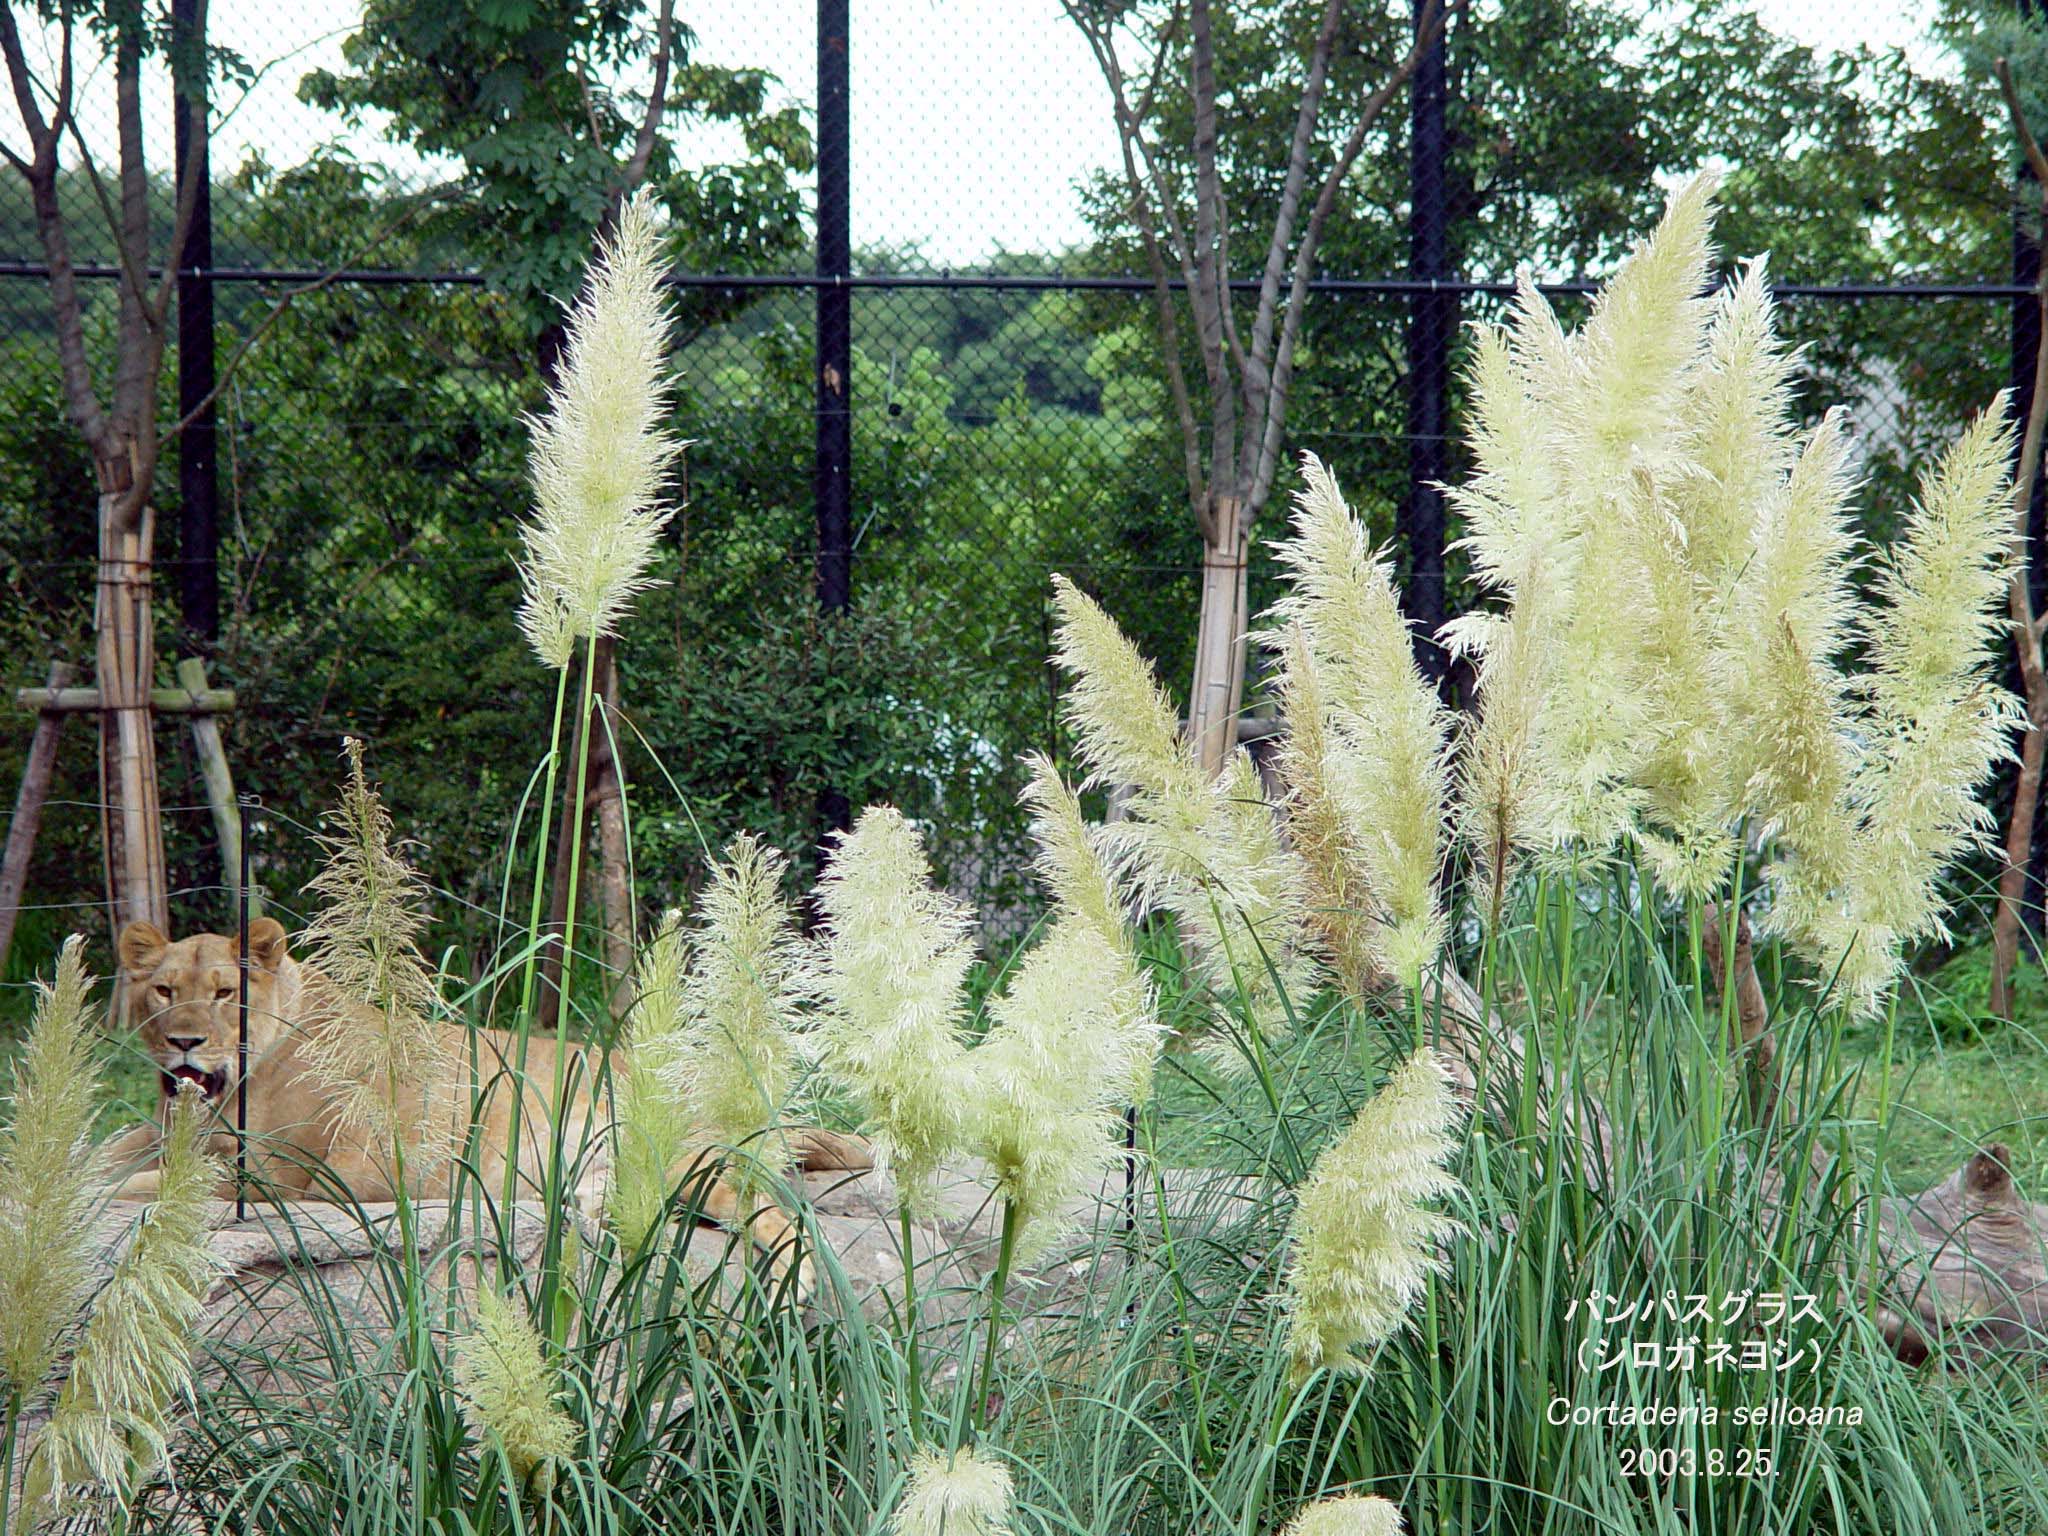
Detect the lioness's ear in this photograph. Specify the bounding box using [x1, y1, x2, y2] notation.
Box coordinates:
[118, 920, 169, 977]
[243, 916, 290, 972]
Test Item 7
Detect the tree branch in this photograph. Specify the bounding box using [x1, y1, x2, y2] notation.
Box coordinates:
[0, 2, 108, 456]
[1246, 0, 1445, 511]
[619, 0, 676, 196]
[1065, 2, 1207, 529]
[1242, 0, 1346, 456]
[1187, 0, 1238, 513]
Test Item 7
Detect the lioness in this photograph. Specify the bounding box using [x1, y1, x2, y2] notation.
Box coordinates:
[106, 917, 869, 1281]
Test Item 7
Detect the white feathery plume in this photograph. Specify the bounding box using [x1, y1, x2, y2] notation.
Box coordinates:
[965, 919, 1138, 1257]
[1626, 462, 1737, 899]
[0, 936, 103, 1408]
[805, 806, 976, 1208]
[454, 1287, 578, 1496]
[1270, 455, 1453, 986]
[1675, 255, 1800, 585]
[517, 188, 686, 666]
[1019, 756, 1161, 1103]
[1729, 411, 1867, 958]
[1050, 574, 1316, 1058]
[1794, 401, 2022, 1012]
[17, 1085, 223, 1528]
[889, 1445, 1014, 1536]
[1281, 1051, 1463, 1382]
[665, 833, 805, 1199]
[1540, 173, 1720, 854]
[297, 739, 459, 1180]
[608, 909, 691, 1250]
[1281, 1495, 1406, 1536]
[1271, 626, 1383, 998]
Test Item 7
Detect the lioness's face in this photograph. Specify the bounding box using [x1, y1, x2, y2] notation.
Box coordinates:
[119, 917, 292, 1105]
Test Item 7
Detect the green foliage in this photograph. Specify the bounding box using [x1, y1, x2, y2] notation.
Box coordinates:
[299, 0, 813, 328]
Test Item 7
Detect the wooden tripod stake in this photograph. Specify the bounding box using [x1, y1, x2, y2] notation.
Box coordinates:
[0, 655, 242, 978]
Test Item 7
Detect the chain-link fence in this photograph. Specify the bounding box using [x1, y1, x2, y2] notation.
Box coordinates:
[0, 0, 2036, 980]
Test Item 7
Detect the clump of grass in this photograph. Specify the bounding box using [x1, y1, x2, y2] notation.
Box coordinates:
[62, 173, 2047, 1536]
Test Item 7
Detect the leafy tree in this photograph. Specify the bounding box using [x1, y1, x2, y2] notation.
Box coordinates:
[300, 0, 813, 339]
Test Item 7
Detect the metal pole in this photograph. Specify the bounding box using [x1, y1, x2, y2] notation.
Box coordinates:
[235, 794, 252, 1221]
[815, 0, 853, 836]
[173, 0, 218, 653]
[1402, 0, 1451, 687]
[2014, 0, 2048, 934]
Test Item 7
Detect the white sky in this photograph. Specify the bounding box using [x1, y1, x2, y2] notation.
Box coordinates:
[17, 0, 1944, 266]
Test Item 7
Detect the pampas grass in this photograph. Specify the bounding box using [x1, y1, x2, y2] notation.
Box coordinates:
[454, 1288, 576, 1496]
[1281, 1051, 1462, 1382]
[806, 806, 976, 1208]
[15, 1085, 222, 1530]
[665, 833, 804, 1193]
[1281, 1495, 1405, 1536]
[607, 909, 691, 1251]
[0, 936, 102, 1408]
[1269, 456, 1452, 987]
[1050, 574, 1315, 1058]
[297, 738, 458, 1178]
[889, 1445, 1013, 1536]
[1018, 756, 1161, 1102]
[1444, 175, 2019, 1013]
[515, 188, 685, 668]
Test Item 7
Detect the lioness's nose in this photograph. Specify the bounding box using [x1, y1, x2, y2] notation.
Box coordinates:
[164, 1033, 206, 1052]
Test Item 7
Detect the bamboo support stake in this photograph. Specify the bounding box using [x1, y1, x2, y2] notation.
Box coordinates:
[177, 656, 242, 916]
[0, 660, 76, 976]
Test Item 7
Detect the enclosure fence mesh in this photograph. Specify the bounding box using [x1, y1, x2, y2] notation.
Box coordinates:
[0, 0, 2035, 974]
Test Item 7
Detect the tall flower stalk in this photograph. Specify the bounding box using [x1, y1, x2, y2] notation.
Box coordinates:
[805, 806, 977, 1428]
[504, 188, 684, 1305]
[507, 183, 683, 1072]
[805, 807, 976, 1209]
[299, 739, 457, 1186]
[608, 833, 804, 1252]
[1441, 172, 2020, 1017]
[454, 1287, 577, 1503]
[1269, 455, 1454, 995]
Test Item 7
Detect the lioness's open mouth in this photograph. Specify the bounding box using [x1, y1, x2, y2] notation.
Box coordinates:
[161, 1064, 230, 1102]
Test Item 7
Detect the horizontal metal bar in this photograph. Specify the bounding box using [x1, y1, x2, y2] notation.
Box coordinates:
[0, 259, 2025, 301]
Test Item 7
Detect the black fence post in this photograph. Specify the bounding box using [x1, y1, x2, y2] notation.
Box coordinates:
[1401, 0, 1451, 688]
[173, 0, 218, 653]
[815, 0, 853, 838]
[2013, 0, 2048, 937]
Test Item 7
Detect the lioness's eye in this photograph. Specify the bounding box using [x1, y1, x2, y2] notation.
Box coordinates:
[214, 987, 235, 1002]
[153, 985, 172, 1000]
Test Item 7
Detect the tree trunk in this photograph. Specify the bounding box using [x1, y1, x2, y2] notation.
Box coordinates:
[537, 639, 635, 1029]
[590, 641, 634, 1010]
[1187, 504, 1252, 777]
[1992, 692, 2046, 1017]
[95, 480, 166, 943]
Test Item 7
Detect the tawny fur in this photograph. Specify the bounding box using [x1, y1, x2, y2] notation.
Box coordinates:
[106, 918, 870, 1285]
